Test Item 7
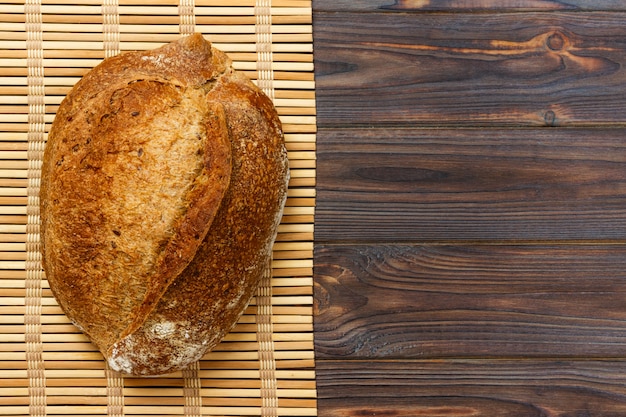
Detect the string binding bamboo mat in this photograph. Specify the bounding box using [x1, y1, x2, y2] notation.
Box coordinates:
[0, 0, 317, 415]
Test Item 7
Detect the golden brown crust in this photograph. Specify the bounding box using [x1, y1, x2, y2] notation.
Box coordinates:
[40, 34, 288, 375]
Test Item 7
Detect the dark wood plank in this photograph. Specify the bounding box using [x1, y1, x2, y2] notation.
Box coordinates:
[314, 12, 626, 127]
[316, 128, 626, 242]
[315, 244, 626, 359]
[314, 0, 626, 12]
[316, 359, 626, 417]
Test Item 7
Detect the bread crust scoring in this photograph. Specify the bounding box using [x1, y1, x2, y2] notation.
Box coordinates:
[40, 34, 289, 375]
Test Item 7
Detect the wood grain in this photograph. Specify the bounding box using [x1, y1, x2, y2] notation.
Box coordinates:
[312, 4, 626, 416]
[316, 127, 626, 242]
[314, 12, 626, 127]
[316, 359, 626, 417]
[315, 244, 626, 359]
[314, 0, 626, 12]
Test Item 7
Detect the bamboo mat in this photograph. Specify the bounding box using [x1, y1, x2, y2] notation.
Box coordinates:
[0, 0, 317, 415]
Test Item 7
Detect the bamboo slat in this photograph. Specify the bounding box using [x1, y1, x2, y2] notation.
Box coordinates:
[0, 0, 317, 416]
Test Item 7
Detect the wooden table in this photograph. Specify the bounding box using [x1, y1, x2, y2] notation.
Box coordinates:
[312, 2, 626, 415]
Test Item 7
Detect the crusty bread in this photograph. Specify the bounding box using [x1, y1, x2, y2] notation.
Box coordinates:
[40, 34, 289, 376]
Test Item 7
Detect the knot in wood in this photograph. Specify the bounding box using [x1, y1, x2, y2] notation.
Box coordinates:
[547, 32, 566, 51]
[544, 110, 557, 126]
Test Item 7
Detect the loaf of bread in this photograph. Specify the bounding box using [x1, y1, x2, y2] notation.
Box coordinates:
[40, 34, 289, 376]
